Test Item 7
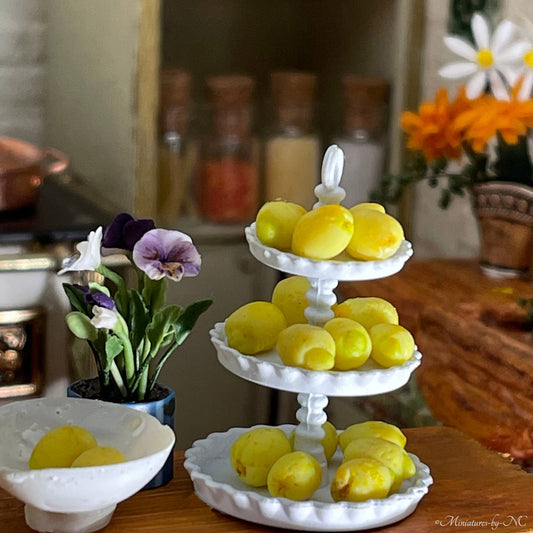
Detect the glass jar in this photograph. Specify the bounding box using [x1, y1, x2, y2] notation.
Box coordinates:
[196, 75, 259, 223]
[158, 68, 198, 223]
[334, 75, 389, 208]
[265, 71, 320, 210]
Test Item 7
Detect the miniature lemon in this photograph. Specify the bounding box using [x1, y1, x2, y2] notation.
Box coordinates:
[370, 323, 415, 368]
[71, 445, 126, 467]
[324, 317, 372, 370]
[271, 275, 311, 325]
[349, 202, 386, 213]
[331, 457, 393, 502]
[230, 427, 292, 487]
[289, 420, 339, 462]
[339, 421, 407, 452]
[277, 324, 336, 370]
[29, 425, 98, 469]
[267, 451, 322, 500]
[225, 301, 287, 355]
[256, 200, 307, 251]
[334, 297, 398, 332]
[291, 204, 354, 260]
[343, 437, 415, 491]
[346, 209, 404, 261]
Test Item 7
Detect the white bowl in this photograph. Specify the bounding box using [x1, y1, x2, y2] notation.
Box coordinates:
[0, 397, 175, 533]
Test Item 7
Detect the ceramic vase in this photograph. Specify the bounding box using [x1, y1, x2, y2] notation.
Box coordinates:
[472, 181, 533, 279]
[67, 379, 175, 489]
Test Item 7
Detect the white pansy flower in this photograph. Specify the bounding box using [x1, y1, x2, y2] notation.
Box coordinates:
[90, 305, 118, 330]
[438, 13, 524, 100]
[58, 226, 103, 275]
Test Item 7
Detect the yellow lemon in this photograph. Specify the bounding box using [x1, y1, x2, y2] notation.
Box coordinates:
[277, 324, 336, 370]
[346, 209, 404, 261]
[256, 200, 307, 251]
[267, 451, 322, 501]
[29, 425, 98, 469]
[343, 437, 415, 491]
[331, 457, 393, 502]
[349, 202, 386, 213]
[291, 204, 354, 260]
[71, 445, 126, 467]
[289, 420, 339, 462]
[271, 275, 311, 325]
[230, 427, 292, 487]
[339, 421, 407, 451]
[370, 323, 415, 368]
[324, 317, 372, 370]
[334, 297, 398, 332]
[225, 301, 287, 355]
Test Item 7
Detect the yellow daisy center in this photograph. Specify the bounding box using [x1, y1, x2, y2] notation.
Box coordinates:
[477, 48, 494, 68]
[525, 50, 533, 69]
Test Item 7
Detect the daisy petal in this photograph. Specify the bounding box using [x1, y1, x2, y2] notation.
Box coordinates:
[466, 71, 488, 98]
[499, 64, 519, 86]
[491, 20, 516, 53]
[489, 70, 510, 100]
[497, 40, 531, 62]
[443, 36, 477, 61]
[439, 61, 478, 79]
[471, 13, 490, 49]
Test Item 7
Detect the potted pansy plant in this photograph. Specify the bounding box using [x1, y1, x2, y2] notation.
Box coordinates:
[59, 213, 213, 487]
[374, 12, 533, 277]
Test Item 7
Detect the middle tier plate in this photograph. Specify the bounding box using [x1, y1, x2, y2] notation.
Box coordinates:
[210, 322, 422, 396]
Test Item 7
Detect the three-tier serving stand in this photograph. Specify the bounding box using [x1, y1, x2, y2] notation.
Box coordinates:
[184, 146, 433, 531]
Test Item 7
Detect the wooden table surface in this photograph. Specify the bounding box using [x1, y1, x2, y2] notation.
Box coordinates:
[2, 426, 533, 532]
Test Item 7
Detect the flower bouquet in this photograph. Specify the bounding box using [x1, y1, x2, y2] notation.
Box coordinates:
[59, 213, 213, 403]
[374, 11, 533, 208]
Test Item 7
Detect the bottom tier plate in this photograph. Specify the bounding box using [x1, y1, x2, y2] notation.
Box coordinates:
[184, 425, 433, 532]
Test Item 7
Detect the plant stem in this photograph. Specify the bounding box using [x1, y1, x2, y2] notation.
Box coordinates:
[109, 361, 128, 397]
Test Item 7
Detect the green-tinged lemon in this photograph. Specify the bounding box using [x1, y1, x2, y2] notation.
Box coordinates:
[230, 427, 292, 487]
[225, 301, 287, 355]
[256, 200, 307, 251]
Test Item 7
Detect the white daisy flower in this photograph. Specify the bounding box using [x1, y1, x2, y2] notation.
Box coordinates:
[438, 12, 524, 100]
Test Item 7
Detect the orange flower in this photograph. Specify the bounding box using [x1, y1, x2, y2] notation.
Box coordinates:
[454, 86, 533, 153]
[401, 88, 470, 161]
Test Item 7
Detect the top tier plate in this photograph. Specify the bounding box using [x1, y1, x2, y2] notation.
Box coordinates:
[245, 223, 413, 281]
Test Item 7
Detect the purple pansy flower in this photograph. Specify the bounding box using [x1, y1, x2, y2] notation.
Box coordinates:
[74, 284, 115, 310]
[102, 213, 156, 251]
[132, 229, 201, 281]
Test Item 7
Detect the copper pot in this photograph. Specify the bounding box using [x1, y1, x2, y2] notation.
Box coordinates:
[0, 136, 69, 212]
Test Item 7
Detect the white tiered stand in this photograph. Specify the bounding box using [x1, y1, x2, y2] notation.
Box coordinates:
[184, 146, 433, 531]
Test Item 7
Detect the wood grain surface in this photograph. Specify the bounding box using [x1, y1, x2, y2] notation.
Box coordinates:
[1, 426, 533, 532]
[339, 259, 533, 459]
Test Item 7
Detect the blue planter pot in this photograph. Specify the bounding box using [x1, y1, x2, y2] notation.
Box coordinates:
[67, 379, 176, 490]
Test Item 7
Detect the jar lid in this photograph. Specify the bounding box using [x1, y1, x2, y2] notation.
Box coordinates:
[206, 75, 255, 109]
[160, 68, 192, 106]
[342, 75, 389, 108]
[270, 71, 317, 104]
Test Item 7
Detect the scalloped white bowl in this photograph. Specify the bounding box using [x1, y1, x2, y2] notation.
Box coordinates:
[245, 223, 413, 281]
[184, 424, 433, 532]
[0, 397, 175, 533]
[210, 322, 422, 396]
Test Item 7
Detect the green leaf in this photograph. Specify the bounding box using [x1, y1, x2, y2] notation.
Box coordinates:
[173, 299, 213, 345]
[62, 283, 89, 314]
[104, 335, 124, 371]
[88, 281, 111, 296]
[128, 289, 150, 352]
[146, 304, 183, 354]
[66, 311, 97, 341]
[142, 276, 167, 311]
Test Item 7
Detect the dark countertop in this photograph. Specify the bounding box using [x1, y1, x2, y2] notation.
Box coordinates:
[0, 176, 114, 245]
